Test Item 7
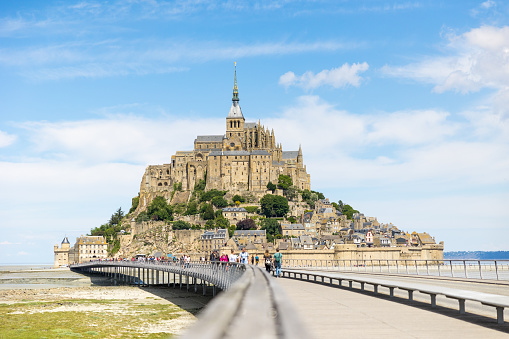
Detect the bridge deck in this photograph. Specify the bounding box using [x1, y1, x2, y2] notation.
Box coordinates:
[278, 277, 509, 339]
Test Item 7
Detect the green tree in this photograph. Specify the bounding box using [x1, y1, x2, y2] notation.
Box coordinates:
[284, 185, 298, 201]
[184, 201, 198, 215]
[172, 220, 191, 230]
[135, 212, 149, 223]
[260, 194, 289, 218]
[338, 200, 344, 212]
[200, 189, 226, 202]
[260, 218, 281, 243]
[109, 207, 124, 226]
[301, 189, 311, 201]
[202, 204, 215, 220]
[173, 182, 182, 192]
[287, 216, 297, 224]
[129, 196, 139, 214]
[312, 190, 325, 200]
[277, 175, 293, 190]
[232, 194, 245, 203]
[204, 220, 216, 229]
[194, 179, 206, 192]
[266, 181, 277, 192]
[147, 196, 173, 221]
[228, 225, 236, 238]
[342, 204, 359, 220]
[236, 218, 256, 230]
[215, 216, 230, 229]
[211, 196, 228, 208]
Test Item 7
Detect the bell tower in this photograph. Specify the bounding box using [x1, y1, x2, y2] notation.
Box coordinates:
[226, 62, 245, 139]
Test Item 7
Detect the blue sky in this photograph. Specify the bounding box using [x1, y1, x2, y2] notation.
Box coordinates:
[1, 0, 508, 263]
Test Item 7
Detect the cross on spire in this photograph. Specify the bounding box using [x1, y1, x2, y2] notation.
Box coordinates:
[233, 62, 239, 102]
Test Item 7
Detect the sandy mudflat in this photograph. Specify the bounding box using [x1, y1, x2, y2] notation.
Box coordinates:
[0, 267, 210, 338]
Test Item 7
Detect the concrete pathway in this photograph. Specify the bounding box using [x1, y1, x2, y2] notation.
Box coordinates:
[277, 277, 509, 339]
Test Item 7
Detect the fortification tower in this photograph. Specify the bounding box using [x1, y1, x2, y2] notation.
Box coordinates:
[53, 236, 70, 268]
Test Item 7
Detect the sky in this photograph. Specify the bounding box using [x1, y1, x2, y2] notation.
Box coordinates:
[1, 0, 508, 264]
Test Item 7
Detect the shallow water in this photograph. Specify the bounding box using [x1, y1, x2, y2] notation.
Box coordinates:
[0, 265, 95, 290]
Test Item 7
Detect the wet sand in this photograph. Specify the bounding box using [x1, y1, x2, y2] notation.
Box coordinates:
[0, 265, 209, 337]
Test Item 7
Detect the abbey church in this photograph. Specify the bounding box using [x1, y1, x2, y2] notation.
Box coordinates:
[137, 67, 311, 210]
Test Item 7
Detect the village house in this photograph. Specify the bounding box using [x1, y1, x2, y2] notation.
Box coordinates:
[222, 207, 247, 224]
[281, 223, 306, 237]
[200, 229, 229, 256]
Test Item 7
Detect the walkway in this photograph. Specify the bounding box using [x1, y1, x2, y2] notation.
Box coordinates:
[277, 276, 509, 339]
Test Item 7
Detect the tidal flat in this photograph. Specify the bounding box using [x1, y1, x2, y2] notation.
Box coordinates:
[0, 267, 210, 338]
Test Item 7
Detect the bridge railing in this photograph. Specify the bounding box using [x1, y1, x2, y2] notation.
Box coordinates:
[71, 260, 310, 338]
[71, 260, 246, 290]
[283, 259, 509, 281]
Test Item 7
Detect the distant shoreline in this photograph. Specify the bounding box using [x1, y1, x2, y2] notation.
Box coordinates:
[444, 251, 509, 260]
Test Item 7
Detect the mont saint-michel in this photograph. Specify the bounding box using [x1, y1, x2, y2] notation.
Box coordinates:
[54, 67, 443, 267]
[137, 66, 310, 212]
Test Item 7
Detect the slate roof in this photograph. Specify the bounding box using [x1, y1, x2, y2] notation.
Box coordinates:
[195, 135, 224, 142]
[209, 150, 251, 156]
[222, 207, 247, 212]
[278, 242, 290, 250]
[228, 101, 244, 118]
[300, 235, 313, 246]
[281, 223, 305, 230]
[282, 151, 299, 159]
[245, 122, 256, 128]
[234, 230, 266, 236]
[61, 237, 70, 244]
[251, 150, 270, 155]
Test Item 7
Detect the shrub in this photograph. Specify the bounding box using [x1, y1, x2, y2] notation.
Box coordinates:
[172, 220, 191, 230]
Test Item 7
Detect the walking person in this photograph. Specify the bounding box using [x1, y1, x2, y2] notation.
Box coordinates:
[229, 249, 238, 263]
[273, 248, 282, 278]
[239, 247, 249, 264]
[263, 250, 272, 273]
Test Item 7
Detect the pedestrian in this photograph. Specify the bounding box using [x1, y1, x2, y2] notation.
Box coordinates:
[251, 255, 254, 265]
[220, 252, 228, 262]
[209, 250, 217, 262]
[255, 255, 259, 265]
[229, 249, 238, 263]
[239, 247, 249, 264]
[263, 250, 272, 273]
[273, 248, 282, 278]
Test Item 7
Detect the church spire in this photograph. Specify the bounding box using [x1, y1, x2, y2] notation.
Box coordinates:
[232, 61, 239, 102]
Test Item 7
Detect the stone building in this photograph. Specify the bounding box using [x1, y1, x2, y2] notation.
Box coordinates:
[233, 230, 267, 247]
[281, 224, 306, 237]
[68, 236, 108, 264]
[53, 237, 70, 268]
[136, 66, 311, 211]
[222, 207, 247, 224]
[200, 229, 229, 257]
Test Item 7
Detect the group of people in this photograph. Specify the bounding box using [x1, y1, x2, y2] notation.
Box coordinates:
[208, 247, 283, 278]
[209, 247, 250, 264]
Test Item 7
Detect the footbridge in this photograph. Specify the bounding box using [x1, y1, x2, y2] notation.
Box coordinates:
[71, 259, 509, 338]
[70, 261, 309, 339]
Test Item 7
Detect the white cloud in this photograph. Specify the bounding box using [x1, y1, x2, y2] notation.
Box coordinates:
[0, 241, 21, 245]
[0, 40, 348, 80]
[265, 95, 509, 190]
[279, 62, 369, 89]
[17, 113, 224, 164]
[382, 25, 509, 95]
[0, 130, 16, 147]
[481, 0, 496, 9]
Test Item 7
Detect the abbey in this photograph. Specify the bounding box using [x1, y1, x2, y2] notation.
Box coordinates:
[137, 67, 310, 210]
